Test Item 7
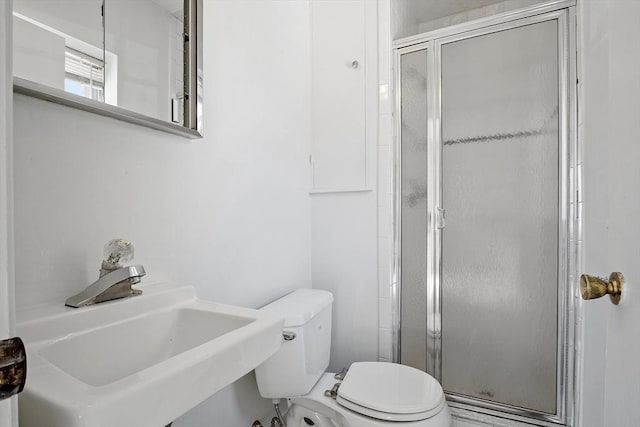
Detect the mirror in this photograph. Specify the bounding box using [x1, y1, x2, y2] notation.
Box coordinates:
[12, 0, 202, 138]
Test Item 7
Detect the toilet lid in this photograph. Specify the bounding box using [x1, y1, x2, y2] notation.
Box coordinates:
[336, 362, 445, 422]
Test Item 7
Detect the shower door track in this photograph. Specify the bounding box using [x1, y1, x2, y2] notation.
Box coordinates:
[391, 1, 579, 426]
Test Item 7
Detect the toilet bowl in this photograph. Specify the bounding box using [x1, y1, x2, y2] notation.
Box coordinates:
[255, 289, 451, 427]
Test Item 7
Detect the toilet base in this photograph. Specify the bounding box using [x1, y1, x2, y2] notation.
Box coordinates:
[285, 373, 451, 427]
[286, 404, 340, 427]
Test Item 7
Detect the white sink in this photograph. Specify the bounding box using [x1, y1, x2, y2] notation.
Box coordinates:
[17, 283, 284, 427]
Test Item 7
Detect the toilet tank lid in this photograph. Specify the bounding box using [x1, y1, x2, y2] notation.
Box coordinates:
[261, 289, 333, 327]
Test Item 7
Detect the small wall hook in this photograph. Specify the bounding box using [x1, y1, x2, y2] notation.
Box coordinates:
[580, 272, 624, 305]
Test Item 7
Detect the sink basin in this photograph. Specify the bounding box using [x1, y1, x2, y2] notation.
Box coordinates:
[40, 308, 255, 387]
[17, 283, 284, 427]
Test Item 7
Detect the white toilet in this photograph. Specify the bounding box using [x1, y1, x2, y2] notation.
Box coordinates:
[255, 289, 451, 427]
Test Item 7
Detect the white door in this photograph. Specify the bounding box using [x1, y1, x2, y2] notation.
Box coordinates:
[581, 1, 640, 425]
[0, 0, 16, 426]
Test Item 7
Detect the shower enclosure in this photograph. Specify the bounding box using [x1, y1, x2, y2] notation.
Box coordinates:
[393, 2, 578, 425]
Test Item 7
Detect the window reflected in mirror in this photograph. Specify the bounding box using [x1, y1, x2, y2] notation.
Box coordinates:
[64, 47, 105, 102]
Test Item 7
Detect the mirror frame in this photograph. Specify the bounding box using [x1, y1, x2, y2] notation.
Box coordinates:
[13, 0, 203, 139]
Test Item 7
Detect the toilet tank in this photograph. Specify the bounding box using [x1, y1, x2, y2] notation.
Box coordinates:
[255, 289, 333, 398]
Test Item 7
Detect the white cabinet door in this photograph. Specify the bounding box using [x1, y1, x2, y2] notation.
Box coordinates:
[311, 0, 376, 192]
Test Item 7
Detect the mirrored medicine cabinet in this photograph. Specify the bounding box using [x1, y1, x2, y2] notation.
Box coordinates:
[12, 0, 203, 138]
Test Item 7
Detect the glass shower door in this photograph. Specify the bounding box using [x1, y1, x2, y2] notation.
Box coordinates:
[440, 19, 560, 414]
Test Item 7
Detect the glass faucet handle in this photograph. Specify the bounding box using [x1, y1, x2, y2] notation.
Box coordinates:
[102, 238, 134, 268]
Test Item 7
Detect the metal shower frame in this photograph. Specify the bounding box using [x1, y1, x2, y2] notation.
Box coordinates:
[391, 1, 579, 425]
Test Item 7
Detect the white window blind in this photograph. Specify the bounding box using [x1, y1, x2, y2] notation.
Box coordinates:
[65, 48, 104, 84]
[64, 47, 105, 102]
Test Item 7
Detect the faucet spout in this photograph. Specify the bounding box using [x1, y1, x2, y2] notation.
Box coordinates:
[65, 265, 146, 308]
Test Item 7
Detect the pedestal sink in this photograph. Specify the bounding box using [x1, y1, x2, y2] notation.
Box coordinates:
[17, 283, 284, 427]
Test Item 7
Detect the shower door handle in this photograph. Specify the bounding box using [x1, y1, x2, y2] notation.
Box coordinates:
[436, 207, 446, 229]
[0, 337, 27, 401]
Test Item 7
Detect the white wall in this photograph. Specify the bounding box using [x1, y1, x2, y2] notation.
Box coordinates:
[13, 0, 103, 48]
[13, 1, 312, 425]
[377, 0, 395, 364]
[312, 193, 380, 371]
[580, 1, 640, 426]
[105, 0, 176, 121]
[309, 0, 380, 372]
[13, 16, 65, 90]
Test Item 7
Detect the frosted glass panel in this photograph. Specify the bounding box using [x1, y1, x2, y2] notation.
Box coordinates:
[400, 48, 428, 371]
[440, 21, 559, 413]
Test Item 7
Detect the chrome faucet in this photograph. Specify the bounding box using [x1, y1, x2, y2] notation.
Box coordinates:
[65, 239, 146, 308]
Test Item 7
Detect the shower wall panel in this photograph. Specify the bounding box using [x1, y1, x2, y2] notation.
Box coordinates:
[399, 47, 429, 372]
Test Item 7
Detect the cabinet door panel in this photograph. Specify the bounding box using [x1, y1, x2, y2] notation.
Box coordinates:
[311, 0, 366, 191]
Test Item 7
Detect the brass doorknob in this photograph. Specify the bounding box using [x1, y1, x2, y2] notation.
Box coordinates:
[580, 272, 624, 305]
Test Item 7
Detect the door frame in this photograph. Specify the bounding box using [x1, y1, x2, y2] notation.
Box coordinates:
[0, 0, 16, 426]
[391, 1, 579, 425]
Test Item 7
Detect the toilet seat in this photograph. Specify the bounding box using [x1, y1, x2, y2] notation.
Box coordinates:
[336, 362, 446, 422]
